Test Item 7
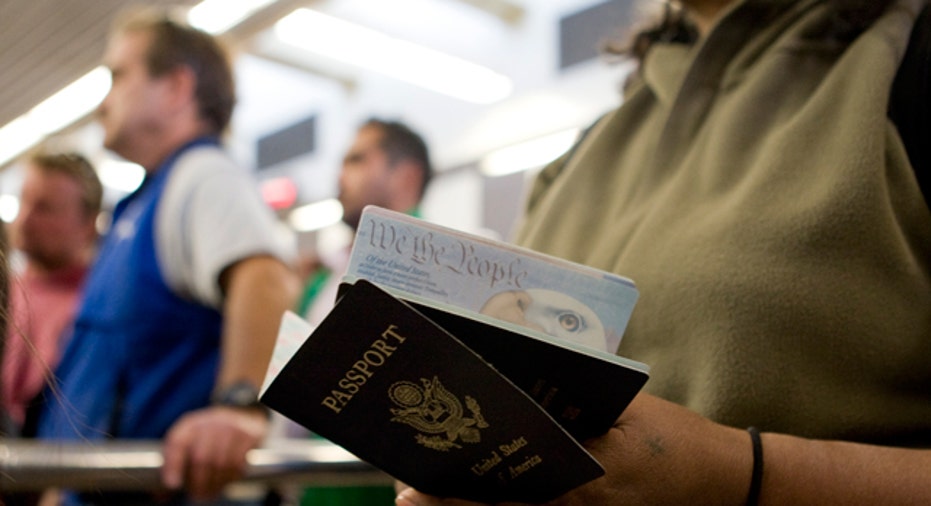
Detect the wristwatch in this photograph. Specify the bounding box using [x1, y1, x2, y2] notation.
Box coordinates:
[212, 380, 269, 415]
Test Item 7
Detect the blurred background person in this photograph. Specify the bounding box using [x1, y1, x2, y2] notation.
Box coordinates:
[296, 117, 432, 327]
[36, 8, 299, 505]
[1, 152, 101, 438]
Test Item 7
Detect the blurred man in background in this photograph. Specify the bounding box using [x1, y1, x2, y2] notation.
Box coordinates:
[37, 9, 299, 505]
[296, 118, 432, 326]
[1, 152, 101, 438]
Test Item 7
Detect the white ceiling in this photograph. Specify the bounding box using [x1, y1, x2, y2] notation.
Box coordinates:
[0, 0, 635, 209]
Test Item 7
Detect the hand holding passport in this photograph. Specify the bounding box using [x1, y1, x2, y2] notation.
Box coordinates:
[260, 208, 649, 503]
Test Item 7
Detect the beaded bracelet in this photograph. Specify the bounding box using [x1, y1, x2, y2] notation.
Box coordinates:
[746, 426, 764, 506]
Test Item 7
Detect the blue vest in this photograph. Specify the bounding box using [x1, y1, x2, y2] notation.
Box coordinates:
[39, 139, 223, 440]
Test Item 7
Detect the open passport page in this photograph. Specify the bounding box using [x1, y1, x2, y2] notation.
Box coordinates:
[345, 206, 640, 354]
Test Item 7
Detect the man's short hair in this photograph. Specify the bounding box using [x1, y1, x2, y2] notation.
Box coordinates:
[115, 9, 236, 134]
[28, 152, 103, 218]
[363, 118, 433, 199]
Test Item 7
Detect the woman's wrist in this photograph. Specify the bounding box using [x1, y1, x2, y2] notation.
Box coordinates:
[678, 419, 757, 506]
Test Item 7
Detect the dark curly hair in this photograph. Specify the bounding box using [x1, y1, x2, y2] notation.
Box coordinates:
[605, 0, 900, 63]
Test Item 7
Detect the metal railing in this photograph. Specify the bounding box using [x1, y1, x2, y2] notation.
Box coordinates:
[0, 438, 392, 492]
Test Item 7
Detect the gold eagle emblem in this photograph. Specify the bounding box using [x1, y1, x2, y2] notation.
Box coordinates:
[388, 376, 489, 451]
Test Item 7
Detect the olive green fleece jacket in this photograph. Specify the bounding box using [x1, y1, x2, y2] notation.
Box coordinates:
[516, 0, 931, 444]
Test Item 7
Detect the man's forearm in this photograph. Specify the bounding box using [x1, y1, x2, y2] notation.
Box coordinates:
[217, 255, 300, 391]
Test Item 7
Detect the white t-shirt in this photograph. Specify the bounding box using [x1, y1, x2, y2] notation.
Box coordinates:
[155, 145, 295, 308]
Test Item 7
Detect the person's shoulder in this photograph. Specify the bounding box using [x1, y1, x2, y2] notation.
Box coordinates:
[167, 144, 253, 195]
[175, 143, 243, 175]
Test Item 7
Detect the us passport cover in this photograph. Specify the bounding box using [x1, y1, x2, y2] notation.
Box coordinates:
[261, 280, 645, 503]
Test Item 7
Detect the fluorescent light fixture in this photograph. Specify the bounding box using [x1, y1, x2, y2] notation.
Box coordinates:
[0, 116, 44, 168]
[188, 0, 277, 34]
[31, 67, 110, 136]
[98, 159, 146, 193]
[275, 8, 512, 104]
[288, 198, 344, 232]
[0, 66, 110, 167]
[0, 194, 19, 223]
[480, 128, 581, 177]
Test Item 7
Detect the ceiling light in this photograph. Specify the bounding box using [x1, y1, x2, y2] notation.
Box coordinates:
[288, 198, 344, 232]
[0, 117, 44, 168]
[480, 128, 581, 177]
[0, 67, 110, 167]
[188, 0, 277, 34]
[274, 8, 512, 104]
[31, 67, 110, 136]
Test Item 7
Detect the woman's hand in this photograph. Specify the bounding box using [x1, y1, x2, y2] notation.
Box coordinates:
[394, 393, 752, 506]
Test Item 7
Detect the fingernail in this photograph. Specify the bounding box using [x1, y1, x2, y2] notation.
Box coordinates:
[395, 489, 420, 506]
